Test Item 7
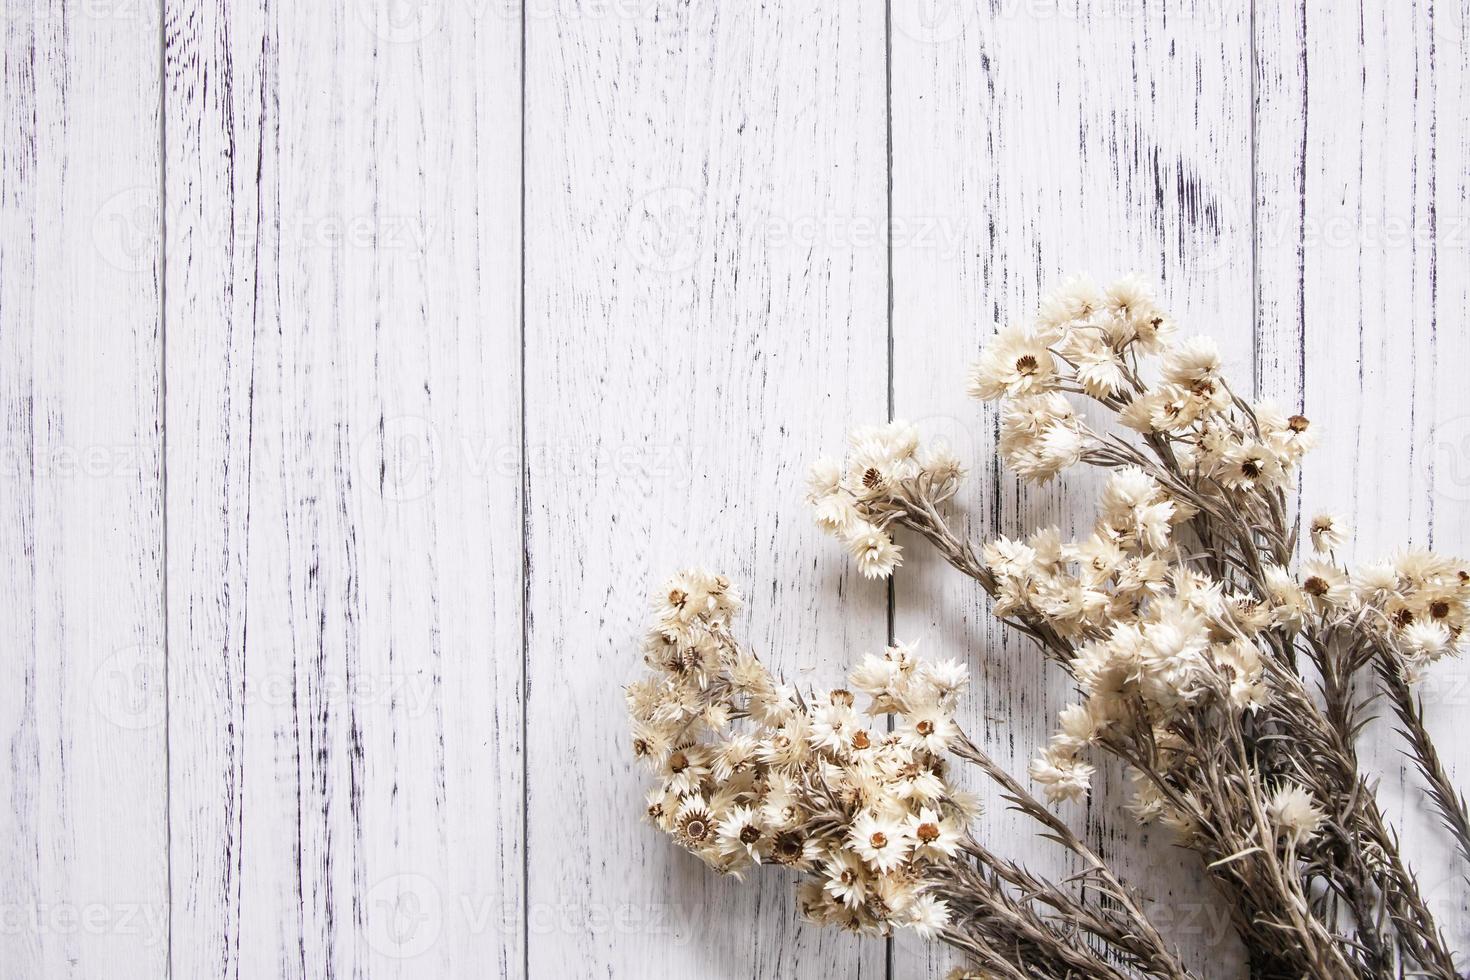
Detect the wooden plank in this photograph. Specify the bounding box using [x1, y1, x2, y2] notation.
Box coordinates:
[522, 2, 889, 976]
[889, 3, 1254, 975]
[163, 1, 522, 975]
[1255, 0, 1470, 954]
[0, 1, 167, 977]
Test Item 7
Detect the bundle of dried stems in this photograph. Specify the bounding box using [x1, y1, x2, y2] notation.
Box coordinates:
[630, 276, 1469, 979]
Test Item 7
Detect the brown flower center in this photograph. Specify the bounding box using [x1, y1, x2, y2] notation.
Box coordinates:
[774, 833, 804, 861]
[1015, 354, 1039, 375]
[668, 588, 687, 608]
[684, 818, 708, 840]
[916, 822, 941, 844]
[830, 688, 855, 707]
[1240, 459, 1262, 479]
[862, 467, 883, 489]
[1431, 600, 1451, 620]
[850, 730, 871, 750]
[916, 720, 936, 737]
[1288, 414, 1311, 433]
[869, 832, 888, 850]
[739, 825, 761, 845]
[1303, 577, 1329, 597]
[668, 751, 688, 773]
[1393, 608, 1415, 628]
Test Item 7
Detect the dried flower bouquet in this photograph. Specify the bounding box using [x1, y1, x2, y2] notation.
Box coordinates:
[629, 276, 1469, 979]
[627, 572, 1198, 979]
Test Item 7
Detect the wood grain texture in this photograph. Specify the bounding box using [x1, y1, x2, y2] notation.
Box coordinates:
[0, 1, 168, 978]
[522, 2, 889, 976]
[889, 2, 1254, 975]
[2, 1, 1468, 978]
[1255, 0, 1470, 955]
[163, 0, 521, 976]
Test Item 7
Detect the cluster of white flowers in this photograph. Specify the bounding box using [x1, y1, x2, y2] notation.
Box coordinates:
[773, 274, 1470, 974]
[970, 275, 1317, 493]
[979, 468, 1272, 809]
[1314, 547, 1468, 679]
[806, 422, 965, 579]
[627, 570, 976, 938]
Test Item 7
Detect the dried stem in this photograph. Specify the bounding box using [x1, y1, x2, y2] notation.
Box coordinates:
[1375, 654, 1470, 872]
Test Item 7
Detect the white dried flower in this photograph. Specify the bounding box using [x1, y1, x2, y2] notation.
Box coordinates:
[845, 523, 903, 579]
[907, 894, 951, 940]
[1036, 274, 1106, 334]
[1267, 783, 1326, 845]
[1029, 747, 1094, 804]
[1309, 513, 1348, 553]
[1160, 335, 1222, 387]
[968, 325, 1057, 401]
[849, 810, 913, 873]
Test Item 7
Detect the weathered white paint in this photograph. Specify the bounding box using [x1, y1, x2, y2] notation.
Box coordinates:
[163, 0, 522, 977]
[889, 2, 1255, 975]
[1, 1, 1466, 978]
[1256, 0, 1470, 954]
[522, 3, 890, 977]
[0, 2, 168, 978]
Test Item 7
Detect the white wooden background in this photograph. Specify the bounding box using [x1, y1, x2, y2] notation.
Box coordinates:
[1, 1, 1467, 977]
